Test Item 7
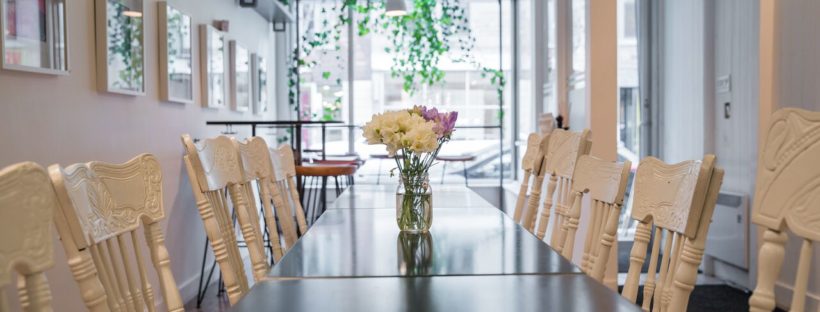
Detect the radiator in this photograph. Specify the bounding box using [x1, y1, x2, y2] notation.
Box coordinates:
[704, 192, 749, 269]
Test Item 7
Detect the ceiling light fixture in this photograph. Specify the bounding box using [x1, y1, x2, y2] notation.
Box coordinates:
[122, 0, 143, 18]
[385, 0, 408, 17]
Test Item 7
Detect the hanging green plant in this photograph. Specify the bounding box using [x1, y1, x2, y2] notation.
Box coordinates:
[288, 0, 505, 114]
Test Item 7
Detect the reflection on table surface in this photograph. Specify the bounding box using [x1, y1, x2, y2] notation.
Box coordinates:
[268, 208, 579, 278]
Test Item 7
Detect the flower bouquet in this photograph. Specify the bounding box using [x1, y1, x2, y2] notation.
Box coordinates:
[363, 106, 458, 232]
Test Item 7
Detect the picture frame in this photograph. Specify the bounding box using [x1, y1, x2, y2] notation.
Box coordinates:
[229, 40, 251, 112]
[94, 0, 145, 95]
[0, 0, 70, 75]
[252, 54, 269, 115]
[199, 24, 226, 108]
[158, 2, 193, 104]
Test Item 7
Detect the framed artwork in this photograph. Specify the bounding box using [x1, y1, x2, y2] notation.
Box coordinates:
[199, 24, 226, 108]
[229, 40, 251, 112]
[158, 2, 193, 104]
[252, 54, 269, 115]
[1, 0, 69, 74]
[95, 0, 145, 95]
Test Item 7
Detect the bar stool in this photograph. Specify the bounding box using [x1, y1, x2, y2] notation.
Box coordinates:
[370, 153, 391, 184]
[436, 155, 476, 186]
[297, 164, 357, 224]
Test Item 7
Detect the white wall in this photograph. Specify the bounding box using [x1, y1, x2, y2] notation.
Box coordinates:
[703, 0, 760, 293]
[0, 0, 279, 309]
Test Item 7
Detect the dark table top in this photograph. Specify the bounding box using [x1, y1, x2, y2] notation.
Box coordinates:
[230, 274, 642, 312]
[329, 185, 496, 209]
[268, 208, 579, 279]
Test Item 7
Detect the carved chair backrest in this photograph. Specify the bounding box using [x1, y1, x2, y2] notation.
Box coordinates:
[181, 134, 254, 305]
[620, 155, 723, 312]
[749, 108, 820, 312]
[520, 133, 551, 230]
[554, 155, 631, 290]
[49, 154, 183, 312]
[269, 144, 309, 239]
[236, 137, 286, 261]
[0, 162, 56, 312]
[513, 133, 549, 224]
[532, 129, 591, 241]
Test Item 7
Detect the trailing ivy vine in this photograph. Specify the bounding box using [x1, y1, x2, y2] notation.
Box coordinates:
[288, 0, 506, 118]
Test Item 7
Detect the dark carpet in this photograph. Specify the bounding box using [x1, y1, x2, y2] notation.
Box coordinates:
[617, 285, 757, 312]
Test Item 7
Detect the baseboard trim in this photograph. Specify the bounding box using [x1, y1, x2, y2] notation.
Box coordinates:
[774, 281, 820, 311]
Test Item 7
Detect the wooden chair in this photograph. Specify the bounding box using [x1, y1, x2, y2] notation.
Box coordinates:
[0, 162, 58, 312]
[369, 153, 392, 185]
[513, 133, 549, 224]
[49, 154, 183, 312]
[531, 129, 591, 241]
[620, 155, 723, 312]
[554, 155, 631, 290]
[436, 154, 476, 186]
[269, 144, 310, 241]
[181, 134, 257, 305]
[236, 137, 287, 262]
[296, 164, 356, 224]
[749, 108, 820, 312]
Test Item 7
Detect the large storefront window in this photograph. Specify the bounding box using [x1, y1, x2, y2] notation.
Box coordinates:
[617, 0, 641, 163]
[294, 0, 513, 184]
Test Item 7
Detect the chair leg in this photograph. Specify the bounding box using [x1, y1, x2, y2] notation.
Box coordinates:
[311, 176, 321, 223]
[334, 176, 341, 196]
[462, 161, 468, 186]
[441, 162, 447, 185]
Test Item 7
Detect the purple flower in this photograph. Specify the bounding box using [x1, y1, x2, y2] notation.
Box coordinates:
[414, 105, 458, 139]
[420, 106, 439, 122]
[440, 111, 458, 137]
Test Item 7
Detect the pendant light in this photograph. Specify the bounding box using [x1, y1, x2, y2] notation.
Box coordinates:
[122, 0, 143, 18]
[385, 0, 408, 17]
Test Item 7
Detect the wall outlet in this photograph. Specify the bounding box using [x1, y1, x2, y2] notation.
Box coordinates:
[717, 75, 732, 93]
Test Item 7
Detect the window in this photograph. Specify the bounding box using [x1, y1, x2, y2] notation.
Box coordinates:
[294, 0, 513, 183]
[295, 1, 351, 157]
[545, 0, 558, 115]
[622, 0, 637, 40]
[571, 0, 586, 75]
[517, 0, 534, 143]
[617, 0, 641, 162]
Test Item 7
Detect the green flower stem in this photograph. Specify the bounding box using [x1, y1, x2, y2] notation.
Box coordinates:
[397, 174, 431, 232]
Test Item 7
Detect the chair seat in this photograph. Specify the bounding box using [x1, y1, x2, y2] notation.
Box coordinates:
[311, 159, 363, 167]
[436, 155, 476, 162]
[370, 154, 392, 159]
[297, 164, 357, 177]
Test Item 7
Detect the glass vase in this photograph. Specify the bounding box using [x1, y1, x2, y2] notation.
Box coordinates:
[396, 174, 433, 233]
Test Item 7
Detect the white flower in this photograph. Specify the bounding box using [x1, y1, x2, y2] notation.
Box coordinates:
[362, 109, 441, 156]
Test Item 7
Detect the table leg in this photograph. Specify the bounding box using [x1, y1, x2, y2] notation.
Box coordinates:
[321, 124, 327, 161]
[295, 125, 303, 166]
[463, 161, 469, 186]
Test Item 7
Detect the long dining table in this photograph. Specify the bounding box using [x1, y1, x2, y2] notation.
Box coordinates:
[229, 185, 642, 311]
